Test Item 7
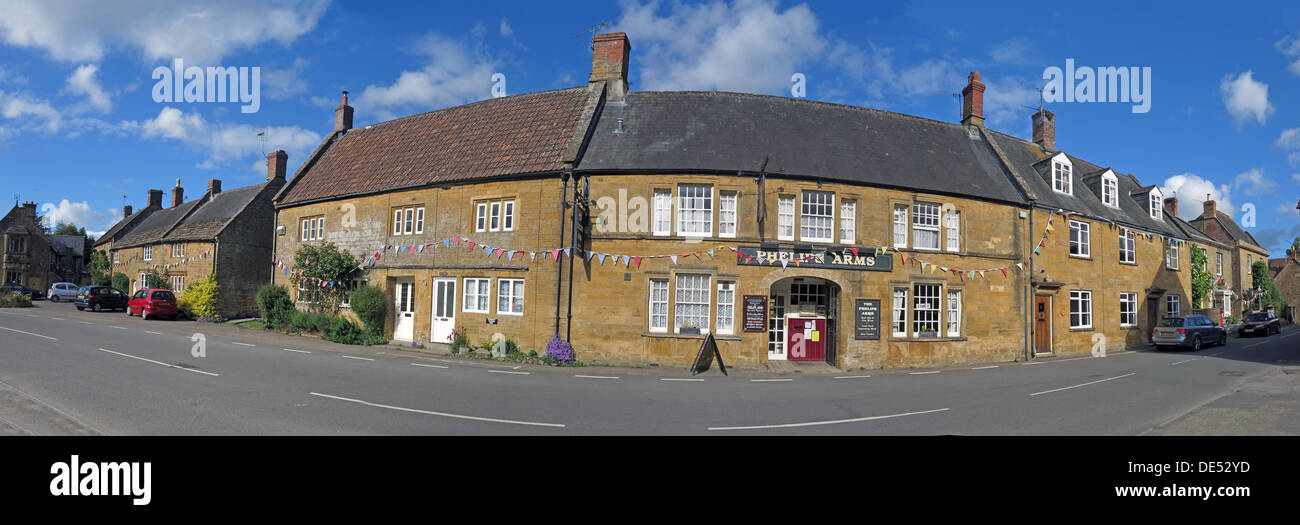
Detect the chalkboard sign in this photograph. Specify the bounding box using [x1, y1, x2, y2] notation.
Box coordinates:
[743, 295, 767, 332]
[855, 299, 880, 340]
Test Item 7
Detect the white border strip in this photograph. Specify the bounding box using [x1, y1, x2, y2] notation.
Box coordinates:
[708, 407, 950, 431]
[0, 326, 56, 340]
[1029, 373, 1135, 397]
[97, 348, 219, 377]
[341, 355, 374, 361]
[411, 363, 449, 369]
[308, 392, 564, 428]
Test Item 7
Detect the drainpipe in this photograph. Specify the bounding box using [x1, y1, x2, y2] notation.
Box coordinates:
[565, 175, 586, 341]
[1026, 205, 1034, 363]
[554, 171, 569, 337]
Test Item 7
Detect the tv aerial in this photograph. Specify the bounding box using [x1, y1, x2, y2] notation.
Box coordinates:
[931, 91, 961, 121]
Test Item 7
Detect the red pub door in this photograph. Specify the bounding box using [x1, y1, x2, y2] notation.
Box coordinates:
[787, 317, 826, 362]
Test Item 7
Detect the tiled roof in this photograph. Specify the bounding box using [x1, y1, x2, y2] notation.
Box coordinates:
[114, 199, 203, 248]
[168, 183, 267, 241]
[95, 207, 151, 246]
[1268, 257, 1289, 278]
[277, 87, 593, 206]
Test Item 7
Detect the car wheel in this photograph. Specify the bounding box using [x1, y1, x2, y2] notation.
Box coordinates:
[126, 307, 132, 316]
[142, 309, 150, 320]
[50, 296, 58, 303]
[92, 303, 101, 312]
[1192, 336, 1202, 351]
[76, 306, 84, 311]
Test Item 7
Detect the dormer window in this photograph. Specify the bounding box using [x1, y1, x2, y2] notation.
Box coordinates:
[1101, 171, 1118, 208]
[1148, 189, 1163, 221]
[1051, 154, 1072, 195]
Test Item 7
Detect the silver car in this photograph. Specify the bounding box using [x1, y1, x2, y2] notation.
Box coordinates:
[1152, 315, 1227, 351]
[47, 282, 79, 302]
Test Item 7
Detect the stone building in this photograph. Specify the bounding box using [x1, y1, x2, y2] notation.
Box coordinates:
[271, 32, 1263, 368]
[1, 202, 55, 291]
[50, 234, 87, 285]
[1187, 199, 1270, 318]
[98, 155, 286, 315]
[1268, 254, 1299, 321]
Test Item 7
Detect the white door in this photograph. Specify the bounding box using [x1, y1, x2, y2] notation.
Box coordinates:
[431, 278, 456, 343]
[394, 282, 414, 341]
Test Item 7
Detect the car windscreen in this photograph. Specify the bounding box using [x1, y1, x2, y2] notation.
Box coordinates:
[1245, 313, 1269, 322]
[150, 291, 175, 300]
[1157, 318, 1185, 327]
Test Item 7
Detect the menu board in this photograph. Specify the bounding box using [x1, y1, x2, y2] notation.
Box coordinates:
[854, 299, 880, 340]
[743, 295, 767, 332]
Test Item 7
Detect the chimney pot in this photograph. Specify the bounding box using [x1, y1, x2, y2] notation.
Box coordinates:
[123, 205, 133, 217]
[1202, 195, 1217, 219]
[1031, 108, 1056, 151]
[171, 179, 184, 207]
[147, 189, 163, 208]
[335, 90, 353, 132]
[961, 70, 986, 127]
[1163, 196, 1178, 219]
[590, 32, 631, 101]
[267, 150, 288, 181]
[208, 178, 222, 195]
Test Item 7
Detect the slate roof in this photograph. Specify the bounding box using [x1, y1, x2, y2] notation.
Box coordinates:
[167, 183, 266, 241]
[575, 91, 1029, 205]
[114, 199, 203, 248]
[1190, 211, 1264, 250]
[95, 207, 150, 246]
[1269, 257, 1290, 279]
[277, 87, 594, 206]
[50, 235, 84, 256]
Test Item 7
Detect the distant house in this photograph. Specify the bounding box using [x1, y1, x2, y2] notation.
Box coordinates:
[1, 202, 56, 291]
[1187, 198, 1269, 316]
[95, 154, 286, 315]
[1270, 254, 1300, 321]
[50, 234, 87, 284]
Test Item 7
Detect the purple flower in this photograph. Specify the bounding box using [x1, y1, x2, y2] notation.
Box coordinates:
[544, 335, 576, 364]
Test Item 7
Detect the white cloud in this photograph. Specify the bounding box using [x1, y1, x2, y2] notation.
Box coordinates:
[1232, 167, 1274, 196]
[500, 18, 513, 38]
[64, 64, 112, 114]
[0, 0, 329, 65]
[1293, 173, 1300, 185]
[38, 199, 120, 232]
[263, 57, 311, 100]
[1279, 127, 1300, 149]
[983, 75, 1041, 129]
[357, 33, 501, 121]
[612, 0, 826, 95]
[990, 38, 1030, 64]
[1160, 173, 1234, 220]
[1291, 151, 1300, 169]
[125, 106, 320, 169]
[1219, 71, 1273, 127]
[0, 90, 62, 133]
[1277, 33, 1300, 76]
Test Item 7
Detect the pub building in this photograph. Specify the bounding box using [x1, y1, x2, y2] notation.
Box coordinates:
[273, 33, 1242, 370]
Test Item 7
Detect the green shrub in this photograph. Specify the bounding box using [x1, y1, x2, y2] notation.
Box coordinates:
[0, 292, 32, 308]
[178, 274, 219, 320]
[325, 316, 363, 344]
[91, 271, 111, 287]
[348, 285, 388, 336]
[256, 284, 295, 329]
[111, 273, 129, 293]
[145, 268, 170, 290]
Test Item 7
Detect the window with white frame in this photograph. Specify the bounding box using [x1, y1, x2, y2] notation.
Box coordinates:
[489, 202, 501, 231]
[1166, 294, 1180, 317]
[1166, 243, 1179, 270]
[777, 195, 795, 241]
[1222, 291, 1231, 313]
[1070, 290, 1093, 328]
[138, 272, 147, 292]
[143, 246, 152, 261]
[1069, 220, 1090, 257]
[892, 205, 907, 248]
[303, 217, 325, 241]
[677, 184, 712, 236]
[718, 191, 737, 238]
[172, 243, 185, 258]
[417, 207, 426, 233]
[1215, 252, 1223, 275]
[1149, 194, 1161, 220]
[674, 274, 711, 333]
[113, 250, 119, 264]
[945, 209, 960, 252]
[462, 278, 490, 313]
[913, 283, 941, 337]
[839, 199, 856, 244]
[946, 290, 962, 337]
[502, 201, 514, 231]
[800, 190, 834, 242]
[649, 279, 668, 332]
[339, 278, 369, 308]
[391, 207, 423, 235]
[912, 203, 941, 250]
[496, 278, 524, 315]
[1120, 292, 1137, 327]
[892, 288, 907, 336]
[653, 190, 671, 236]
[475, 204, 487, 232]
[1102, 173, 1118, 207]
[1052, 157, 1072, 194]
[170, 275, 185, 291]
[715, 282, 735, 335]
[1119, 230, 1135, 264]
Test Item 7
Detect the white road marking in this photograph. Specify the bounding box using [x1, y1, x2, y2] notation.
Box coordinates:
[50, 317, 65, 321]
[751, 378, 793, 382]
[111, 326, 128, 330]
[1018, 361, 1044, 366]
[1205, 352, 1224, 357]
[1245, 341, 1269, 348]
[971, 365, 999, 370]
[909, 371, 940, 375]
[411, 363, 449, 369]
[1170, 358, 1198, 366]
[575, 374, 618, 380]
[488, 370, 529, 375]
[281, 348, 311, 354]
[1029, 373, 1136, 397]
[231, 342, 256, 347]
[661, 378, 704, 382]
[341, 355, 374, 362]
[0, 326, 57, 341]
[79, 321, 94, 325]
[145, 331, 163, 335]
[834, 375, 871, 379]
[708, 407, 951, 431]
[308, 392, 565, 428]
[97, 348, 219, 377]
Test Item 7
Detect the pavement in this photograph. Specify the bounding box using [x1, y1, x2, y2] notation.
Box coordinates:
[1, 300, 1297, 435]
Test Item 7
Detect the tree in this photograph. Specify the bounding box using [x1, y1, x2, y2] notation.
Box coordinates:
[111, 272, 129, 292]
[52, 222, 84, 236]
[88, 250, 110, 286]
[1288, 237, 1300, 257]
[1250, 260, 1286, 313]
[293, 242, 359, 313]
[144, 268, 169, 290]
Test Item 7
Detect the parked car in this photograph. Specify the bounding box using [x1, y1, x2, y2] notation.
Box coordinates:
[74, 286, 128, 312]
[1, 282, 43, 300]
[126, 288, 179, 320]
[47, 282, 79, 302]
[1238, 312, 1281, 337]
[1152, 315, 1226, 350]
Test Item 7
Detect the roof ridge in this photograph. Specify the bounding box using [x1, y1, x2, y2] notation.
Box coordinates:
[348, 86, 588, 132]
[632, 90, 970, 130]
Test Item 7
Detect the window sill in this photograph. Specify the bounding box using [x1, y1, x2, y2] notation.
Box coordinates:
[1069, 326, 1094, 332]
[1119, 261, 1137, 266]
[1120, 325, 1139, 330]
[889, 336, 968, 342]
[642, 332, 741, 341]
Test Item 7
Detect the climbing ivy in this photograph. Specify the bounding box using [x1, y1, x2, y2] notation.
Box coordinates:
[1190, 245, 1212, 309]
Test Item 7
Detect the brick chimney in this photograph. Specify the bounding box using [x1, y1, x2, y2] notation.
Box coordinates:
[123, 205, 132, 217]
[17, 201, 37, 219]
[267, 150, 287, 181]
[208, 178, 222, 196]
[961, 70, 986, 127]
[590, 32, 631, 102]
[171, 179, 184, 207]
[1202, 194, 1217, 218]
[147, 189, 163, 208]
[1032, 108, 1056, 151]
[1163, 196, 1178, 219]
[335, 90, 353, 132]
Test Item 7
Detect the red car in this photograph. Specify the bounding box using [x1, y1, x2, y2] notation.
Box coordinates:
[1237, 312, 1280, 337]
[127, 288, 179, 320]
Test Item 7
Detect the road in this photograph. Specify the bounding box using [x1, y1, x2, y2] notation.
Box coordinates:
[1, 301, 1297, 435]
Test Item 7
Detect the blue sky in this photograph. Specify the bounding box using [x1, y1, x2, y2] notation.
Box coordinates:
[1, 0, 1298, 254]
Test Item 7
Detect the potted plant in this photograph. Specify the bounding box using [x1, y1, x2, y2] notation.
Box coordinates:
[679, 323, 701, 335]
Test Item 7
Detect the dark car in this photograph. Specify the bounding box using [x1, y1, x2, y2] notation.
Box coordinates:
[1, 282, 43, 300]
[127, 288, 179, 320]
[1152, 315, 1226, 351]
[74, 286, 128, 312]
[1238, 312, 1281, 337]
